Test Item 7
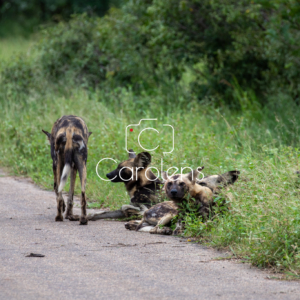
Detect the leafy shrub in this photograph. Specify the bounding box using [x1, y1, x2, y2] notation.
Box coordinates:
[37, 14, 108, 87]
[2, 0, 300, 107]
[143, 0, 300, 106]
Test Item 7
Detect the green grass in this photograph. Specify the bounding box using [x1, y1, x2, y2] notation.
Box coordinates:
[1, 38, 300, 277]
[0, 38, 34, 65]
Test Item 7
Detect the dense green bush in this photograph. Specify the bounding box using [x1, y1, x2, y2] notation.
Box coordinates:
[2, 0, 300, 107]
[145, 0, 300, 106]
[0, 0, 122, 37]
[37, 15, 107, 87]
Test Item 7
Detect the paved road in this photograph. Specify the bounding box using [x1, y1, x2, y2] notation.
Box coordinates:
[0, 173, 299, 300]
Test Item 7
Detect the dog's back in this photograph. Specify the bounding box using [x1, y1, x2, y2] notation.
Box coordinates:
[50, 115, 89, 192]
[42, 115, 91, 225]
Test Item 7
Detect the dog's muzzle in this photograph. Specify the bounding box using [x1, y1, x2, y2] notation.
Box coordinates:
[170, 189, 178, 196]
[106, 172, 115, 180]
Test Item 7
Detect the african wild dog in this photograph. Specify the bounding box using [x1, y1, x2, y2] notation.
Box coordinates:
[125, 168, 207, 234]
[163, 169, 240, 219]
[125, 168, 240, 235]
[42, 115, 91, 225]
[104, 150, 162, 216]
[87, 150, 163, 221]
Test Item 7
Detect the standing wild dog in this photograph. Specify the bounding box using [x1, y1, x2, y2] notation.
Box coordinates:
[42, 115, 91, 225]
[125, 168, 240, 235]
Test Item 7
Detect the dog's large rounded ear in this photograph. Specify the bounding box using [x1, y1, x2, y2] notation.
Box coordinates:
[42, 130, 51, 140]
[128, 149, 137, 159]
[187, 168, 202, 184]
[161, 171, 169, 183]
[134, 152, 151, 168]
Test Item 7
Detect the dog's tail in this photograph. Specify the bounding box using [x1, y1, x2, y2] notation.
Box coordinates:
[58, 128, 73, 193]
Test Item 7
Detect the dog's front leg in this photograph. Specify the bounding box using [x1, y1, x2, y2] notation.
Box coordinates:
[173, 221, 183, 236]
[150, 214, 174, 235]
[198, 203, 210, 219]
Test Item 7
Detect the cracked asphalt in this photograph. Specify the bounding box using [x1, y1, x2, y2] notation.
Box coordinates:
[0, 172, 300, 299]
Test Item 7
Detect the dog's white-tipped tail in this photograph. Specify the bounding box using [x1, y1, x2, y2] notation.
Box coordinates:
[58, 164, 71, 192]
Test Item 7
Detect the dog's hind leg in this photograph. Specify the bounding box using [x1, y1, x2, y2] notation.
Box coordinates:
[88, 209, 125, 220]
[78, 163, 88, 225]
[125, 220, 154, 232]
[125, 220, 142, 230]
[88, 204, 149, 221]
[65, 167, 80, 221]
[53, 161, 58, 196]
[122, 205, 142, 217]
[138, 225, 155, 232]
[55, 159, 65, 222]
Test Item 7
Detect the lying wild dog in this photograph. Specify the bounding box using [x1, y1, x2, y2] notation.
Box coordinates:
[42, 115, 91, 225]
[125, 168, 207, 234]
[125, 168, 240, 235]
[88, 150, 163, 220]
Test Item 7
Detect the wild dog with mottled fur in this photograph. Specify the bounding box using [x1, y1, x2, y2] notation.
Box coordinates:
[102, 150, 163, 217]
[42, 115, 91, 225]
[125, 168, 207, 234]
[87, 150, 163, 221]
[125, 168, 240, 235]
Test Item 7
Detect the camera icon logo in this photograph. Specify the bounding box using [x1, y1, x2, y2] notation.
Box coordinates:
[125, 119, 174, 155]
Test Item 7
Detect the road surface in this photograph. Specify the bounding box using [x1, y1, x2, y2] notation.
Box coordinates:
[0, 172, 299, 299]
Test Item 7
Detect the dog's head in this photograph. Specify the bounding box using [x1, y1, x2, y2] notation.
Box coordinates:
[162, 167, 204, 201]
[106, 150, 153, 183]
